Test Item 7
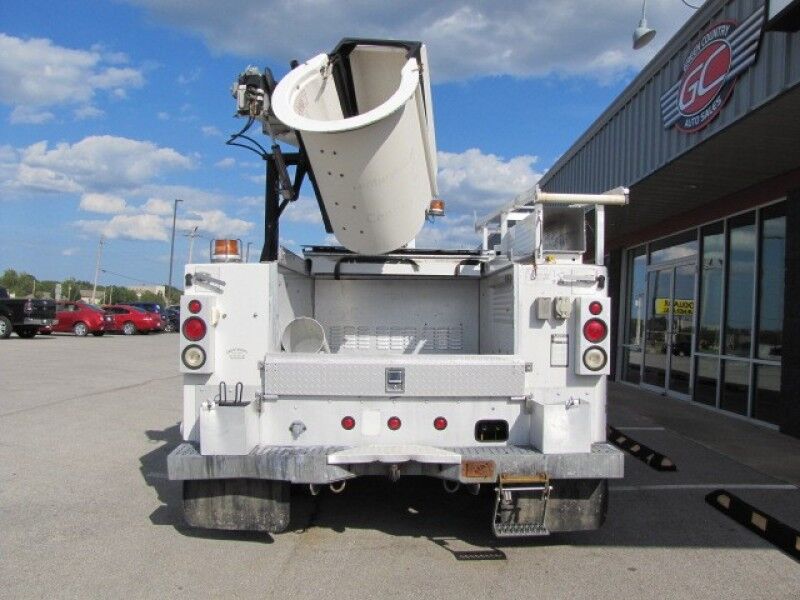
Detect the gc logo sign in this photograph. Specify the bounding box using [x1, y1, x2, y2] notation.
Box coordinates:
[661, 7, 765, 133]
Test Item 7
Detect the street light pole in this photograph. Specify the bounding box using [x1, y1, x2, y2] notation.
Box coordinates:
[246, 242, 253, 263]
[167, 198, 183, 304]
[91, 235, 105, 303]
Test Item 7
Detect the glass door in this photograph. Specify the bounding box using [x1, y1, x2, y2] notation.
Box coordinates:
[642, 263, 696, 396]
[642, 269, 672, 389]
[669, 264, 695, 395]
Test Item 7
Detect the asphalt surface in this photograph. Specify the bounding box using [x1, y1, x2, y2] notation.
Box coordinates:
[1, 334, 799, 599]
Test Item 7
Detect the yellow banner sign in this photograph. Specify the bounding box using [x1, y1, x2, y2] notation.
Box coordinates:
[655, 298, 694, 316]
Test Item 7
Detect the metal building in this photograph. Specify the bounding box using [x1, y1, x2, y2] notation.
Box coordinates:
[539, 0, 800, 437]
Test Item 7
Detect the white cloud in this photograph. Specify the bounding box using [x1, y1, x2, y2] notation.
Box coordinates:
[141, 197, 174, 215]
[157, 111, 170, 121]
[201, 125, 222, 137]
[179, 209, 253, 238]
[282, 195, 324, 225]
[9, 106, 54, 124]
[214, 157, 235, 169]
[125, 1, 694, 83]
[73, 105, 105, 120]
[437, 148, 542, 212]
[79, 193, 127, 214]
[0, 34, 145, 122]
[416, 214, 478, 249]
[61, 247, 79, 256]
[6, 135, 193, 195]
[76, 213, 169, 241]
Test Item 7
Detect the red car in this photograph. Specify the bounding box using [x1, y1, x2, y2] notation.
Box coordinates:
[40, 301, 106, 337]
[102, 304, 161, 335]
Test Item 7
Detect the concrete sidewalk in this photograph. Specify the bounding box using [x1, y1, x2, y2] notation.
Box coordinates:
[608, 381, 800, 487]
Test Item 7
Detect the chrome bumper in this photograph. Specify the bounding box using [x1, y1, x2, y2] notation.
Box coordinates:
[24, 318, 57, 326]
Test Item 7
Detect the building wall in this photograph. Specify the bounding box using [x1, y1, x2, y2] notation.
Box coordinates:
[782, 188, 800, 437]
[541, 0, 800, 195]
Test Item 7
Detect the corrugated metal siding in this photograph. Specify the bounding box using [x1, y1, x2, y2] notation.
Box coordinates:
[542, 0, 800, 194]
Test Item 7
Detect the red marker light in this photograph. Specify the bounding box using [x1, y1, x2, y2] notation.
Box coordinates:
[182, 317, 207, 341]
[387, 416, 402, 431]
[341, 416, 356, 430]
[589, 301, 603, 315]
[433, 417, 448, 431]
[188, 299, 202, 314]
[583, 318, 608, 343]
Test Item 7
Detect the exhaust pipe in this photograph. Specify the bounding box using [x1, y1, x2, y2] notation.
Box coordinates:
[329, 480, 347, 494]
[309, 484, 321, 496]
[442, 480, 460, 494]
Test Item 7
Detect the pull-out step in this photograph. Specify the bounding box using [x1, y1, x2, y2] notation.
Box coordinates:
[492, 473, 552, 538]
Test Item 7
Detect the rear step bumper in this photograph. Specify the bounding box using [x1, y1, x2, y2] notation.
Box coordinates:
[167, 442, 623, 484]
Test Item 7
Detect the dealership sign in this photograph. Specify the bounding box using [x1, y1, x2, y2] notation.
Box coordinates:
[661, 6, 765, 132]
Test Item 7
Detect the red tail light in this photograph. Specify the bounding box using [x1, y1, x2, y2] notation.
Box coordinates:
[387, 416, 401, 431]
[188, 299, 202, 314]
[589, 301, 603, 315]
[583, 318, 608, 343]
[182, 317, 207, 341]
[341, 416, 356, 430]
[433, 417, 448, 431]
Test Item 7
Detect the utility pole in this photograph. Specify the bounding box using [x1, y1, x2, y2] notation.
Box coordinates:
[184, 226, 200, 264]
[91, 236, 105, 303]
[167, 198, 183, 305]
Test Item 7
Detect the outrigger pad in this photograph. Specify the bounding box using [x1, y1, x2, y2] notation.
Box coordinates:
[182, 478, 290, 533]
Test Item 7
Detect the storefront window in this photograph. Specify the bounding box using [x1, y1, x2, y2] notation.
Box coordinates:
[724, 213, 756, 357]
[649, 230, 697, 265]
[720, 360, 749, 416]
[757, 203, 785, 360]
[623, 246, 646, 383]
[697, 222, 724, 353]
[753, 364, 781, 425]
[694, 357, 718, 407]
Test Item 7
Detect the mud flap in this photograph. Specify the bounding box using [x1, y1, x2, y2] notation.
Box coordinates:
[182, 478, 290, 533]
[492, 477, 607, 538]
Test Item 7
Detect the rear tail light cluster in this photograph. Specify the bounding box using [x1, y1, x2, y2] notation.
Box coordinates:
[575, 297, 611, 375]
[339, 416, 448, 432]
[179, 296, 214, 374]
[182, 316, 207, 341]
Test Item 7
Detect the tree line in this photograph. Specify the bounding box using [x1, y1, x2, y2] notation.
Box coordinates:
[0, 269, 180, 307]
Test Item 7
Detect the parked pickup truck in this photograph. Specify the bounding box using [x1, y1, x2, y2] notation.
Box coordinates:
[0, 286, 57, 339]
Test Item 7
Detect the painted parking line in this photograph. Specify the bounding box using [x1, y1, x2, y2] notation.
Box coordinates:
[614, 426, 666, 431]
[607, 425, 677, 471]
[612, 483, 798, 492]
[706, 489, 800, 562]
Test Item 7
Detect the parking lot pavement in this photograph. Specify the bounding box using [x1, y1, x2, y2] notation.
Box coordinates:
[1, 334, 799, 599]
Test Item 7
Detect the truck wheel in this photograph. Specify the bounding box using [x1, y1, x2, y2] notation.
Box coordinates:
[0, 315, 11, 339]
[122, 321, 137, 336]
[73, 322, 88, 337]
[182, 479, 291, 533]
[16, 327, 37, 339]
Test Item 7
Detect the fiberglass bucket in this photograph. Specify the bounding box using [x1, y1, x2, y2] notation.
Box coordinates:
[271, 39, 438, 255]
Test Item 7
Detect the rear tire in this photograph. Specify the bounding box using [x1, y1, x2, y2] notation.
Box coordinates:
[0, 316, 12, 339]
[73, 322, 88, 337]
[122, 321, 137, 336]
[16, 327, 37, 339]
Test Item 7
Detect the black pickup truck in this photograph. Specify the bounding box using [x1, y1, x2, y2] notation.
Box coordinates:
[0, 286, 57, 339]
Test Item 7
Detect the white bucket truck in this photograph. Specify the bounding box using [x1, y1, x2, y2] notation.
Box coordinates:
[168, 39, 625, 537]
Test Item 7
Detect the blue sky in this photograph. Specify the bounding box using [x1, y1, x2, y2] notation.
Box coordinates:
[0, 1, 696, 287]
